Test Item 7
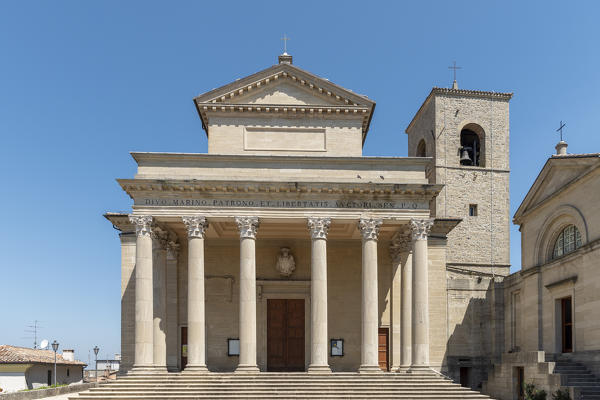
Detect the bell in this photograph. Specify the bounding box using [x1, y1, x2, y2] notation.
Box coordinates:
[460, 147, 472, 164]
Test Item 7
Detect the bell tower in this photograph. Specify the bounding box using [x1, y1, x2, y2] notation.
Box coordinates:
[406, 86, 512, 384]
[406, 87, 512, 275]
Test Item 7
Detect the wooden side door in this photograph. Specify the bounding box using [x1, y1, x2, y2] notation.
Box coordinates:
[378, 327, 389, 371]
[561, 297, 573, 353]
[267, 299, 305, 371]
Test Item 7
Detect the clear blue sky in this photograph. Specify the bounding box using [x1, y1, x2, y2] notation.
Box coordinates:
[1, 1, 599, 365]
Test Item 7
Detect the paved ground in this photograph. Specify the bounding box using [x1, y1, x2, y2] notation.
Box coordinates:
[39, 394, 79, 399]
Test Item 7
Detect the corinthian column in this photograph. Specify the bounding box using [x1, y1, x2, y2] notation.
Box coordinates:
[129, 215, 154, 372]
[235, 216, 260, 373]
[358, 218, 383, 373]
[410, 218, 434, 371]
[307, 217, 331, 374]
[152, 227, 168, 371]
[182, 216, 209, 373]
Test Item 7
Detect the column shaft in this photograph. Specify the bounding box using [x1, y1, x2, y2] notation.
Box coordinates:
[410, 219, 434, 371]
[183, 216, 209, 373]
[152, 232, 167, 370]
[358, 218, 383, 373]
[400, 251, 413, 371]
[130, 215, 154, 371]
[235, 217, 260, 373]
[308, 217, 331, 373]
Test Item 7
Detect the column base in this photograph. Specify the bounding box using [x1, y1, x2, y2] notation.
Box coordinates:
[183, 364, 209, 374]
[308, 365, 332, 374]
[129, 365, 168, 374]
[358, 364, 383, 374]
[407, 365, 435, 374]
[235, 364, 260, 374]
[397, 365, 411, 373]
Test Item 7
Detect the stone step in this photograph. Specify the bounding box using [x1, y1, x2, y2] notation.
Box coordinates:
[69, 392, 489, 400]
[73, 373, 493, 399]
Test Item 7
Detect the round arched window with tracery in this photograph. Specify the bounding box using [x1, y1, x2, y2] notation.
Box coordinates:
[552, 224, 582, 259]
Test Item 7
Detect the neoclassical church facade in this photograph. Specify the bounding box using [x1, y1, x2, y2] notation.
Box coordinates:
[105, 53, 514, 388]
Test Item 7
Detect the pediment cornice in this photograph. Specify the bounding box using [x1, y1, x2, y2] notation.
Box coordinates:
[193, 63, 376, 139]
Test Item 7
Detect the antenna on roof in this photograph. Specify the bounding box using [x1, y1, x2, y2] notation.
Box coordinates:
[40, 339, 49, 350]
[23, 320, 43, 349]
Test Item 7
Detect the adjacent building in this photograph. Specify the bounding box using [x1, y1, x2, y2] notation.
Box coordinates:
[0, 345, 85, 392]
[483, 145, 600, 399]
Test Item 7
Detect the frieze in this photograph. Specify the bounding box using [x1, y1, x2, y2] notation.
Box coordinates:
[138, 197, 428, 210]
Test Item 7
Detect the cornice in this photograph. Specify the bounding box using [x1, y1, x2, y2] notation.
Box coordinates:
[117, 178, 443, 200]
[130, 151, 433, 168]
[406, 87, 513, 134]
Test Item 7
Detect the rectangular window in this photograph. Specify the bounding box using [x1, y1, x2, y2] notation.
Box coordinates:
[469, 204, 478, 216]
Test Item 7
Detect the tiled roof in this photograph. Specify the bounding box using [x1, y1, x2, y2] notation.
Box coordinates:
[0, 345, 86, 366]
[551, 153, 600, 159]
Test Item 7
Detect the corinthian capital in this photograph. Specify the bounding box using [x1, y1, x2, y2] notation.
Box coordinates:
[235, 216, 260, 239]
[151, 226, 169, 249]
[410, 218, 434, 241]
[307, 217, 331, 240]
[358, 218, 383, 241]
[166, 241, 180, 260]
[129, 215, 153, 238]
[390, 228, 412, 261]
[182, 216, 208, 239]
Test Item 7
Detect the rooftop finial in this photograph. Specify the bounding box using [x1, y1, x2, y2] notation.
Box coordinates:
[555, 120, 568, 155]
[278, 34, 293, 64]
[449, 61, 461, 89]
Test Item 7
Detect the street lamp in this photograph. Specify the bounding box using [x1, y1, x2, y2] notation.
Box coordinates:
[51, 340, 59, 387]
[93, 346, 99, 381]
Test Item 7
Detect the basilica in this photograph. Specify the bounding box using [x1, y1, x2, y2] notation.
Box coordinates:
[96, 53, 600, 400]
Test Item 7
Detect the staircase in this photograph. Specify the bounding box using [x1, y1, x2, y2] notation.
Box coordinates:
[71, 372, 493, 399]
[552, 357, 600, 399]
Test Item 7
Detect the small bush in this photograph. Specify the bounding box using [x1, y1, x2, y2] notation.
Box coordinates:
[551, 389, 571, 400]
[525, 383, 547, 400]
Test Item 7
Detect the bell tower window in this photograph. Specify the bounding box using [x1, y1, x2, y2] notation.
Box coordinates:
[460, 129, 481, 166]
[416, 139, 427, 157]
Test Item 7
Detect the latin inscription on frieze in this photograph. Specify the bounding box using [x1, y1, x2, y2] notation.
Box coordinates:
[139, 198, 428, 210]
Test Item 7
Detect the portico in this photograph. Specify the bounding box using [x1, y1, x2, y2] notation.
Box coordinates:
[105, 53, 456, 375]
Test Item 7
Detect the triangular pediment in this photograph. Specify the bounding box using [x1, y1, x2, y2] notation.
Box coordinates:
[194, 62, 374, 108]
[227, 81, 344, 106]
[514, 155, 600, 222]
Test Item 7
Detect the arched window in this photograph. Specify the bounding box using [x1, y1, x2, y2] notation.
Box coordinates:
[416, 139, 426, 157]
[552, 224, 582, 259]
[460, 129, 481, 166]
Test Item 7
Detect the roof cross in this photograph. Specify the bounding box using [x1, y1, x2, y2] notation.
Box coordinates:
[556, 120, 566, 142]
[281, 34, 290, 54]
[448, 61, 461, 87]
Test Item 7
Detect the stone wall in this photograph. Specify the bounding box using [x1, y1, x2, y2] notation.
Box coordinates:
[206, 116, 364, 157]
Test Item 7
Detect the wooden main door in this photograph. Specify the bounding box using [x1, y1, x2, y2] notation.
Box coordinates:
[267, 299, 305, 371]
[378, 327, 389, 371]
[561, 297, 573, 353]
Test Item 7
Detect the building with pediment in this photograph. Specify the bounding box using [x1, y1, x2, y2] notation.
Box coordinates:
[99, 52, 517, 398]
[483, 144, 600, 400]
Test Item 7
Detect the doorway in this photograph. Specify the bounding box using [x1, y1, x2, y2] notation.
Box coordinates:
[267, 299, 305, 371]
[181, 326, 188, 369]
[378, 327, 389, 371]
[561, 297, 573, 353]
